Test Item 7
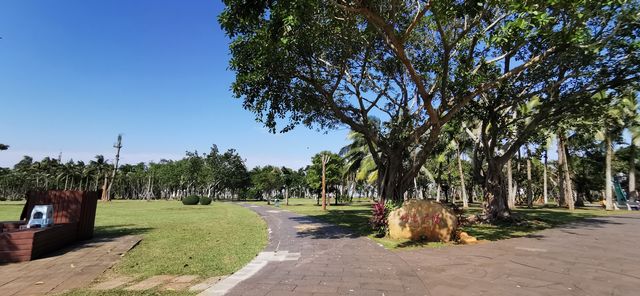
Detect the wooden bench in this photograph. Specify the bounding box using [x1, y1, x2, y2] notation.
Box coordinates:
[0, 190, 99, 263]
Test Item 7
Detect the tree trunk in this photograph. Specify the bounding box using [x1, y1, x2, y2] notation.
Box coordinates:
[456, 146, 468, 209]
[378, 152, 406, 204]
[322, 154, 328, 211]
[543, 149, 548, 205]
[605, 133, 614, 210]
[526, 147, 533, 208]
[101, 173, 109, 201]
[557, 140, 565, 207]
[146, 175, 152, 201]
[105, 135, 122, 202]
[629, 142, 637, 200]
[507, 159, 515, 209]
[413, 178, 423, 200]
[446, 157, 453, 203]
[435, 161, 442, 202]
[483, 160, 511, 221]
[285, 187, 289, 206]
[558, 132, 575, 210]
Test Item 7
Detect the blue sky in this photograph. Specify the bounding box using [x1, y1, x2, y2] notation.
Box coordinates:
[0, 0, 349, 169]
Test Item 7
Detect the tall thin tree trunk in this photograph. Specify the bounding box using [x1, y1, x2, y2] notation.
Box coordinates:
[322, 154, 328, 211]
[605, 133, 614, 210]
[507, 159, 515, 209]
[526, 147, 533, 208]
[101, 173, 109, 200]
[285, 187, 289, 206]
[146, 175, 152, 201]
[414, 178, 422, 200]
[105, 135, 123, 202]
[629, 142, 636, 200]
[543, 149, 548, 205]
[436, 162, 442, 202]
[558, 134, 566, 207]
[456, 146, 468, 209]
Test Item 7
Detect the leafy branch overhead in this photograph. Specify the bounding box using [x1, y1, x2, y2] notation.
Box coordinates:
[220, 0, 640, 207]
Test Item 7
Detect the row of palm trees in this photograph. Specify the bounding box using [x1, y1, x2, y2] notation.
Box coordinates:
[0, 155, 111, 200]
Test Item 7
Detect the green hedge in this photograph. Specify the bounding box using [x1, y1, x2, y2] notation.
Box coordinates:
[199, 196, 212, 205]
[182, 195, 200, 205]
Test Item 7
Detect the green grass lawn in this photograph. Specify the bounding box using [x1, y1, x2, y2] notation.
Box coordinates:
[257, 198, 631, 249]
[0, 200, 267, 278]
[0, 201, 26, 221]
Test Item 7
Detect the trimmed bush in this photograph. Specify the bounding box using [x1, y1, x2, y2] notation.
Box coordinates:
[199, 196, 212, 205]
[182, 195, 200, 205]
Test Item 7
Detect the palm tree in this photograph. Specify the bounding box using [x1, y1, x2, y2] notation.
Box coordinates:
[340, 131, 378, 199]
[89, 155, 108, 192]
[622, 92, 640, 199]
[540, 134, 555, 205]
[599, 89, 636, 210]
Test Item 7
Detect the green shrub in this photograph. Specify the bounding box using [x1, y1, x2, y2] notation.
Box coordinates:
[199, 196, 212, 205]
[182, 195, 200, 205]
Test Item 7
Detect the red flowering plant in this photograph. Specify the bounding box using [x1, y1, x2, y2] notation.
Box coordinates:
[370, 201, 388, 237]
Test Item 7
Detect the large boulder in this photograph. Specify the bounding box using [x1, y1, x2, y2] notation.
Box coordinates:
[388, 200, 458, 242]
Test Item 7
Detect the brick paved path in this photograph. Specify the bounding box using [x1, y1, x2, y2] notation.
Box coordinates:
[0, 235, 141, 296]
[225, 204, 640, 296]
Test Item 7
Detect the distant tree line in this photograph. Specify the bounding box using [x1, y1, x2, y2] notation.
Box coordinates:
[2, 122, 639, 212]
[0, 143, 356, 202]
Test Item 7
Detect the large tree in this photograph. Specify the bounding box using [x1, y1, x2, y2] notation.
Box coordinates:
[306, 151, 345, 205]
[250, 165, 284, 204]
[220, 0, 639, 205]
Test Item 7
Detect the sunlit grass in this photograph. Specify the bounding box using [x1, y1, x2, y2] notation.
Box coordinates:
[0, 201, 26, 221]
[0, 200, 267, 278]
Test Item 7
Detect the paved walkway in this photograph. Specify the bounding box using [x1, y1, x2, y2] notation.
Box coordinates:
[0, 235, 141, 296]
[219, 204, 640, 296]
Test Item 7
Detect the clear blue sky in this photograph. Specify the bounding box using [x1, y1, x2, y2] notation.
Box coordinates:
[0, 0, 349, 169]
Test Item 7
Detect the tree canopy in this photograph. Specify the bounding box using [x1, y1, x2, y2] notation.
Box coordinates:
[220, 0, 640, 210]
